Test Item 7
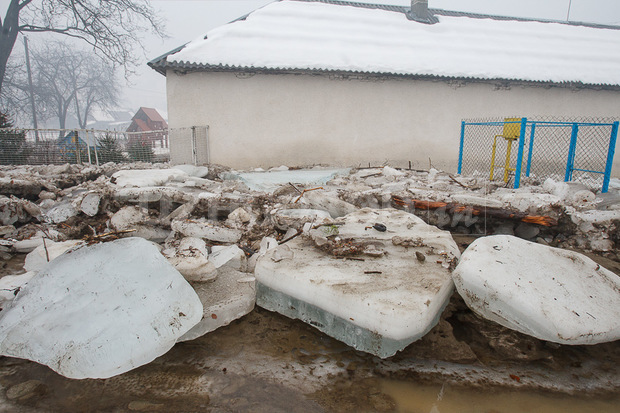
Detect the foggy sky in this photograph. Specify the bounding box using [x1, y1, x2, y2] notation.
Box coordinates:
[2, 0, 619, 120]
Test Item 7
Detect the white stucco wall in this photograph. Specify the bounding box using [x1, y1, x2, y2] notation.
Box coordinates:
[166, 71, 620, 176]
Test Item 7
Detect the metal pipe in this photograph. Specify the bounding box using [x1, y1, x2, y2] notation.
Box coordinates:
[458, 121, 465, 174]
[602, 121, 618, 193]
[525, 123, 536, 177]
[564, 123, 579, 182]
[513, 117, 527, 189]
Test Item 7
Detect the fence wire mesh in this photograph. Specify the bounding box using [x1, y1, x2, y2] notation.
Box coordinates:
[0, 128, 170, 166]
[459, 116, 619, 192]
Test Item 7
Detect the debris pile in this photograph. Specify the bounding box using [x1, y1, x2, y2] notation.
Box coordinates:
[0, 162, 619, 378]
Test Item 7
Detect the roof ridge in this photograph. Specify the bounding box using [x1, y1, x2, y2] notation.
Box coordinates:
[296, 0, 620, 30]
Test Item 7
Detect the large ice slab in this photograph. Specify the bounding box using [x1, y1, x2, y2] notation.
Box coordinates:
[0, 238, 203, 379]
[453, 235, 620, 345]
[255, 208, 459, 358]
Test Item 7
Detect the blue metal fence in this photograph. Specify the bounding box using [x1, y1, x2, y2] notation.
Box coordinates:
[458, 117, 619, 193]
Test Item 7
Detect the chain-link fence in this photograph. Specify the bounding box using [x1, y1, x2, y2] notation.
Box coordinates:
[458, 116, 619, 193]
[0, 128, 170, 166]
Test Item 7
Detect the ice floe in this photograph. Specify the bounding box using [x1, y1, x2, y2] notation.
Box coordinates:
[255, 208, 460, 358]
[453, 235, 620, 345]
[0, 238, 203, 379]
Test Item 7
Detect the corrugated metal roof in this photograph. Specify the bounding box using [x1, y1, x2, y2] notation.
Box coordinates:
[149, 0, 620, 87]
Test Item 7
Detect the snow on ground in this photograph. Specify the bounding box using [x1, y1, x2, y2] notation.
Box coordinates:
[453, 235, 620, 345]
[0, 238, 203, 379]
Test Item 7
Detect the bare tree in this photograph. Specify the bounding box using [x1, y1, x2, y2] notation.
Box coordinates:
[31, 42, 80, 129]
[11, 41, 118, 130]
[73, 55, 119, 129]
[0, 0, 166, 95]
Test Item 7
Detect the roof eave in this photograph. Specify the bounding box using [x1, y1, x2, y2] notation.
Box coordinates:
[155, 61, 620, 90]
[148, 44, 188, 76]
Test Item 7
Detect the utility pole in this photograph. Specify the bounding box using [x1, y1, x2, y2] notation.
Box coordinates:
[566, 0, 572, 21]
[23, 36, 39, 143]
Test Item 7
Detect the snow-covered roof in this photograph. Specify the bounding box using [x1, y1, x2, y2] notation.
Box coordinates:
[150, 0, 620, 87]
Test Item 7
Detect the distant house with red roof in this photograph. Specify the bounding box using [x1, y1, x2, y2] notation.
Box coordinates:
[126, 107, 169, 148]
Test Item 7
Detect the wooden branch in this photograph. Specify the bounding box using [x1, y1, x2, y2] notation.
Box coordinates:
[293, 187, 324, 203]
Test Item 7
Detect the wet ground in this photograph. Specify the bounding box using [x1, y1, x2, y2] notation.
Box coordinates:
[1, 246, 620, 412]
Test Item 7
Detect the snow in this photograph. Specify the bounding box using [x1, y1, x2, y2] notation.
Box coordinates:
[223, 168, 349, 192]
[168, 0, 620, 86]
[111, 169, 189, 188]
[453, 235, 620, 345]
[0, 238, 203, 379]
[255, 208, 460, 357]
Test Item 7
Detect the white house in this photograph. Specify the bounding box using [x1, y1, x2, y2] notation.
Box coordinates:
[149, 0, 620, 173]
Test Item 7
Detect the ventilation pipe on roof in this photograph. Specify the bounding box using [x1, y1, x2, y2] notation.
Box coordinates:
[408, 0, 432, 23]
[412, 0, 428, 17]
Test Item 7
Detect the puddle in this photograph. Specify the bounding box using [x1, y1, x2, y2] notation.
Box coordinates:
[382, 380, 620, 413]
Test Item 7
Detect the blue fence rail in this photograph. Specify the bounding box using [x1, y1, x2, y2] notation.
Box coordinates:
[458, 117, 619, 193]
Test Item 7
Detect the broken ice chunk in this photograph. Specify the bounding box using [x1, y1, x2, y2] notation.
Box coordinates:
[171, 218, 242, 243]
[165, 237, 217, 282]
[177, 267, 255, 342]
[453, 235, 620, 345]
[23, 240, 84, 273]
[0, 237, 203, 379]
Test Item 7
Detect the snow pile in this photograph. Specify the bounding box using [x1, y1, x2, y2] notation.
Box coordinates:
[255, 208, 460, 358]
[169, 0, 620, 86]
[453, 235, 620, 345]
[0, 238, 203, 379]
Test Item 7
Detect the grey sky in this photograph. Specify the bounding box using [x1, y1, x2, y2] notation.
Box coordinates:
[2, 0, 619, 119]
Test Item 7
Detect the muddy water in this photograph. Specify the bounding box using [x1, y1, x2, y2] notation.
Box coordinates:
[382, 380, 620, 413]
